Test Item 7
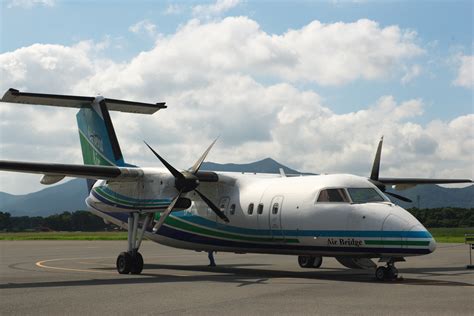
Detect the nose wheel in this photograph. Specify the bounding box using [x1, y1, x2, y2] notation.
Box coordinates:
[116, 213, 152, 275]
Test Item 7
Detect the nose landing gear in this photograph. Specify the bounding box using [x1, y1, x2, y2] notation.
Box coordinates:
[116, 212, 152, 275]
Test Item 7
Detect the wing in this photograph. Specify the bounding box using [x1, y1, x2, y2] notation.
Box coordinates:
[378, 178, 473, 185]
[378, 177, 472, 190]
[0, 160, 143, 184]
[0, 160, 219, 185]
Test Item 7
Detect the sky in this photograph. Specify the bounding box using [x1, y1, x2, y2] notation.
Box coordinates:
[0, 0, 473, 194]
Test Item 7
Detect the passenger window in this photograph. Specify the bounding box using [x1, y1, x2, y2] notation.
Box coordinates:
[230, 204, 236, 215]
[248, 203, 254, 215]
[272, 203, 279, 214]
[257, 203, 264, 214]
[317, 189, 350, 203]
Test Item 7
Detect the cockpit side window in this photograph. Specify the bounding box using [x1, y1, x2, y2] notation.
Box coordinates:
[347, 188, 385, 203]
[317, 189, 350, 203]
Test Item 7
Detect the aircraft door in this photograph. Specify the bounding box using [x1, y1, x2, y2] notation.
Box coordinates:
[269, 196, 284, 240]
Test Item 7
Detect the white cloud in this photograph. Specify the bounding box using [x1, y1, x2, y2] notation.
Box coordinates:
[128, 20, 158, 38]
[74, 17, 424, 95]
[7, 0, 54, 8]
[0, 42, 99, 94]
[401, 64, 422, 84]
[0, 17, 471, 194]
[453, 54, 473, 89]
[193, 0, 241, 18]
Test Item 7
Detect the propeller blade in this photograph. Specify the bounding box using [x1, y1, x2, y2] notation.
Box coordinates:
[190, 137, 218, 174]
[385, 191, 412, 203]
[153, 191, 182, 232]
[370, 136, 383, 181]
[144, 141, 183, 179]
[194, 189, 229, 223]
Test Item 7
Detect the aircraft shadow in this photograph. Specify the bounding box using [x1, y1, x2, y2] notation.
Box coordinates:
[2, 263, 472, 289]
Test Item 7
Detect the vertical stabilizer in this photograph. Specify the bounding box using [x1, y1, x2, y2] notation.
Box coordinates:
[76, 97, 125, 167]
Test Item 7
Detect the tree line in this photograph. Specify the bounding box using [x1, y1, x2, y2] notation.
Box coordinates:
[0, 207, 473, 232]
[0, 211, 115, 232]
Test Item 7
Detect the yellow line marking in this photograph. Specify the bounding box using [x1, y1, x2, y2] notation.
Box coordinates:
[35, 256, 192, 276]
[36, 258, 116, 274]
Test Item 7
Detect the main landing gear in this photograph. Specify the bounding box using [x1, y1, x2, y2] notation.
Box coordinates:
[375, 259, 400, 281]
[298, 255, 323, 268]
[116, 212, 153, 275]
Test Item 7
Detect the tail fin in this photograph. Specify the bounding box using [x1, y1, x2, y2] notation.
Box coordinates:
[1, 88, 166, 191]
[76, 98, 125, 167]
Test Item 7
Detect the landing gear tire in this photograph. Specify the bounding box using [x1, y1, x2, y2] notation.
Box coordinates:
[117, 252, 132, 274]
[130, 252, 144, 275]
[386, 266, 398, 280]
[375, 266, 387, 281]
[312, 256, 323, 268]
[375, 266, 398, 281]
[298, 256, 316, 268]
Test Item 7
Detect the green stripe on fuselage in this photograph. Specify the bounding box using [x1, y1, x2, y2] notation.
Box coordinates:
[159, 214, 299, 244]
[364, 240, 430, 246]
[95, 187, 168, 207]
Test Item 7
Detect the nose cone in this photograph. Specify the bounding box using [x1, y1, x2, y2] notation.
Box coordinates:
[410, 224, 436, 253]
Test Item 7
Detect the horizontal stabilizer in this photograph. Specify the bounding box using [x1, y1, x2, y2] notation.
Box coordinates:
[1, 88, 166, 114]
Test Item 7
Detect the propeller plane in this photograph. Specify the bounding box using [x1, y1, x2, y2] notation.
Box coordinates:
[0, 89, 471, 281]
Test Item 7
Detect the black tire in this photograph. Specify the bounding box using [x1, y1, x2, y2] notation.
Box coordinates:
[130, 252, 144, 275]
[117, 252, 132, 274]
[386, 266, 398, 280]
[298, 256, 315, 268]
[312, 256, 323, 268]
[375, 266, 387, 281]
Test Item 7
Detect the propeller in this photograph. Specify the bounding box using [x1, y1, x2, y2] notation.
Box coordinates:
[145, 139, 229, 233]
[369, 136, 413, 203]
[383, 191, 412, 203]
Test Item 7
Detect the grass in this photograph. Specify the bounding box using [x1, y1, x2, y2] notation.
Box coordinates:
[0, 231, 127, 240]
[429, 227, 474, 243]
[1, 228, 473, 243]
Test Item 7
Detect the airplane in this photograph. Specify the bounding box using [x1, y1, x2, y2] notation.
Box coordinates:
[0, 88, 472, 281]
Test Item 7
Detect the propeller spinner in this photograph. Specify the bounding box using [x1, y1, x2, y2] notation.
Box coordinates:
[144, 139, 229, 233]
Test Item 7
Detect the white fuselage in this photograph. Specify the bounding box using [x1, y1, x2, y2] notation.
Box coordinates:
[86, 169, 436, 258]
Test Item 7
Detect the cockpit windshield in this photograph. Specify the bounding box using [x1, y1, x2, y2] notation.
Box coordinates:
[317, 188, 350, 203]
[347, 188, 385, 203]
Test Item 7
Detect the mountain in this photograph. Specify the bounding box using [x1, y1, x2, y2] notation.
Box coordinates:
[0, 158, 472, 217]
[0, 179, 89, 217]
[201, 157, 311, 175]
[386, 185, 474, 209]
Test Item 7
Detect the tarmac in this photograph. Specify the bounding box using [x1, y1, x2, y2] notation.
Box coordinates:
[1, 240, 473, 315]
